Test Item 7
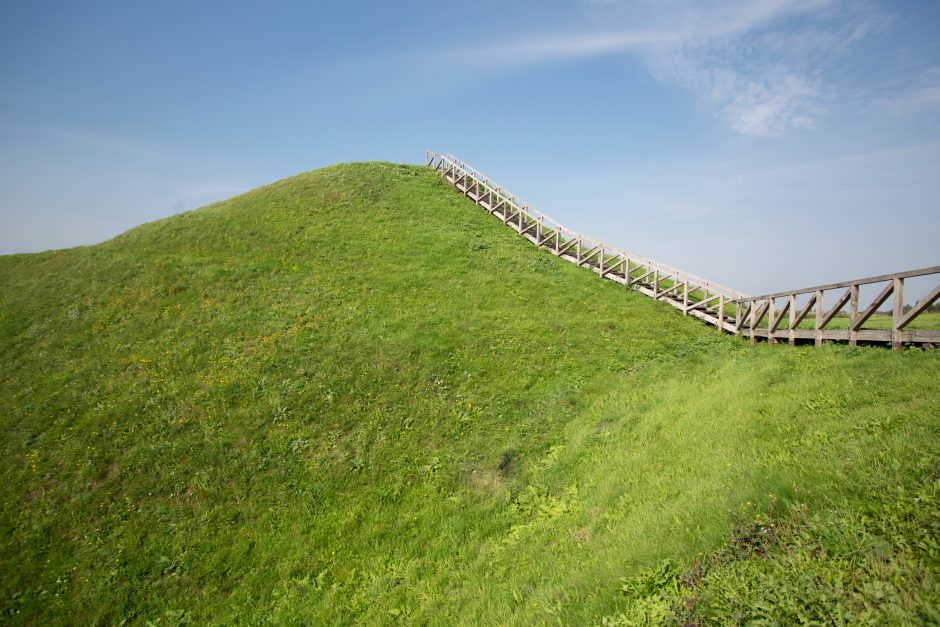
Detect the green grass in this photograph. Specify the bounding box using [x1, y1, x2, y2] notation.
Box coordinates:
[1, 162, 938, 624]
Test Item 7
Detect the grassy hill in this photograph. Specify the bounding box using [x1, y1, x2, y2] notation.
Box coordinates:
[1, 162, 938, 624]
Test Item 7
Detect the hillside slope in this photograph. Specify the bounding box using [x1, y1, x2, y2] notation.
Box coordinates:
[1, 163, 938, 624]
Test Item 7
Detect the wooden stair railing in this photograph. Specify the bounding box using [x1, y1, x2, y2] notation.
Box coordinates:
[425, 151, 940, 349]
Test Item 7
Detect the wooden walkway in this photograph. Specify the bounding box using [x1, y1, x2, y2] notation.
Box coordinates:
[426, 151, 940, 349]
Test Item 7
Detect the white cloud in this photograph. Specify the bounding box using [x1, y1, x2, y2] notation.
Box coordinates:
[462, 0, 836, 65]
[455, 0, 884, 137]
[462, 29, 676, 67]
[653, 51, 831, 136]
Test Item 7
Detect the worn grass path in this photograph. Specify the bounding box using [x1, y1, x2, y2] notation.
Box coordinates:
[1, 163, 938, 624]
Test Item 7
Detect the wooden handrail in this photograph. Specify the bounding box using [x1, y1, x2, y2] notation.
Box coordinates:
[427, 152, 746, 299]
[425, 151, 939, 349]
[736, 265, 940, 302]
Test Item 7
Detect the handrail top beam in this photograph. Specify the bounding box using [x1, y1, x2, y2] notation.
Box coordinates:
[736, 265, 940, 303]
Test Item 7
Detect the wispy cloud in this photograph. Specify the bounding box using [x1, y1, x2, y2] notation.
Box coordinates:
[462, 29, 676, 66]
[460, 1, 836, 66]
[645, 46, 826, 136]
[453, 0, 886, 137]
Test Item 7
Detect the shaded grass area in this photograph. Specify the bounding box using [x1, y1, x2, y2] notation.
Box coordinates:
[1, 163, 938, 624]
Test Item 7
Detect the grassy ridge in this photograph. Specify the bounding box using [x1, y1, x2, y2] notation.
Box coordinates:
[1, 163, 938, 624]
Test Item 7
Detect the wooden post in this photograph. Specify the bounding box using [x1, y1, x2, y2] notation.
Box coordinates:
[683, 282, 689, 315]
[892, 277, 904, 350]
[848, 284, 859, 347]
[788, 294, 796, 346]
[815, 290, 824, 346]
[718, 295, 725, 332]
[652, 270, 659, 298]
[749, 301, 756, 346]
[768, 299, 776, 344]
[734, 299, 741, 331]
[598, 249, 605, 276]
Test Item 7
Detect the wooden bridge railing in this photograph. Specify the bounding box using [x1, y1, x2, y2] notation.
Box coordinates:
[426, 151, 940, 349]
[734, 267, 940, 349]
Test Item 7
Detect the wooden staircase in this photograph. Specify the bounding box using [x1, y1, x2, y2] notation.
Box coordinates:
[426, 151, 940, 349]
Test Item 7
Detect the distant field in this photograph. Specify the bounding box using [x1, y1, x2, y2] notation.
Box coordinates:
[747, 310, 939, 331]
[795, 310, 940, 330]
[1, 163, 937, 624]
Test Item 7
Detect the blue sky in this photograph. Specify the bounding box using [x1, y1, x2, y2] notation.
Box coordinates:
[1, 0, 938, 297]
